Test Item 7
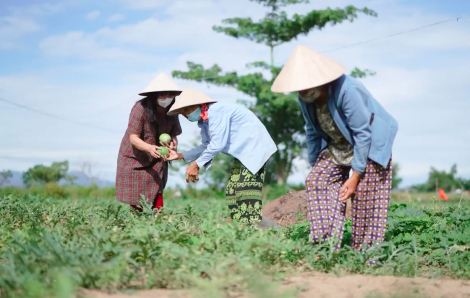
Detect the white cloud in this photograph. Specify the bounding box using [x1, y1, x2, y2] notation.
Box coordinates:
[3, 0, 470, 186]
[0, 1, 80, 50]
[107, 13, 125, 22]
[0, 16, 40, 49]
[117, 0, 166, 10]
[6, 2, 67, 17]
[38, 1, 267, 66]
[85, 10, 101, 20]
[39, 31, 158, 61]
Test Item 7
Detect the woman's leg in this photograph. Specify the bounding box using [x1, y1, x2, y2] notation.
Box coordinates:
[153, 193, 164, 214]
[225, 159, 265, 224]
[130, 193, 163, 214]
[352, 159, 392, 250]
[235, 163, 265, 224]
[306, 152, 349, 251]
[225, 160, 242, 220]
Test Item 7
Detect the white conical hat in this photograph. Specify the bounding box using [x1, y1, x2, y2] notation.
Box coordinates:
[271, 45, 346, 93]
[167, 87, 217, 115]
[139, 73, 182, 96]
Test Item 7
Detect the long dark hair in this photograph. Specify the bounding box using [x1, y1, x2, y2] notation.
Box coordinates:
[138, 92, 178, 123]
[140, 96, 159, 123]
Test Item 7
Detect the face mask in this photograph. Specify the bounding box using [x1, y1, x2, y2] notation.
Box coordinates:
[299, 88, 322, 103]
[158, 97, 173, 108]
[186, 107, 201, 122]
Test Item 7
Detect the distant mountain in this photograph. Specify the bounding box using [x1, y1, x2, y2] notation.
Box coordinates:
[6, 171, 24, 187]
[1, 171, 114, 188]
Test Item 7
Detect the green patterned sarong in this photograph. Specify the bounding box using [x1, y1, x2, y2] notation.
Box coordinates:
[225, 159, 266, 224]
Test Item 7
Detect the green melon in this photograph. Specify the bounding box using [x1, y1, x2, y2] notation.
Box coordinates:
[158, 147, 169, 157]
[159, 133, 171, 144]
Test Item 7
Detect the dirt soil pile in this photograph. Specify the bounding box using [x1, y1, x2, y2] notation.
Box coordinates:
[262, 190, 351, 227]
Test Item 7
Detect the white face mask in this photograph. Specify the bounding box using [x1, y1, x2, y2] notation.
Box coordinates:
[158, 97, 173, 108]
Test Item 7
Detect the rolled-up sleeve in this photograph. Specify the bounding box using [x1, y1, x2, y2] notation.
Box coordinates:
[340, 85, 372, 175]
[195, 112, 230, 168]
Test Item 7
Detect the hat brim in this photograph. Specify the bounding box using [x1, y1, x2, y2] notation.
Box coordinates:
[167, 86, 218, 116]
[138, 90, 182, 96]
[167, 99, 217, 116]
[271, 45, 346, 93]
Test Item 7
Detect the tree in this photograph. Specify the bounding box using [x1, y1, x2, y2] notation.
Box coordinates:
[413, 164, 463, 193]
[459, 177, 470, 191]
[426, 164, 462, 193]
[23, 161, 76, 187]
[173, 0, 377, 184]
[391, 163, 403, 190]
[0, 170, 13, 187]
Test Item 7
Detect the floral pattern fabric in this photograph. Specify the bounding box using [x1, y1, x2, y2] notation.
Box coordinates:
[314, 102, 354, 166]
[225, 159, 265, 224]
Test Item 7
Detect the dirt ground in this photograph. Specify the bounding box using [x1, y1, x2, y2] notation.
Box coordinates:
[262, 190, 352, 226]
[83, 272, 470, 298]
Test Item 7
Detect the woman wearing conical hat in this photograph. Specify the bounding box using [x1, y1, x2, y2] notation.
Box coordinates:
[271, 45, 398, 251]
[115, 73, 183, 213]
[164, 87, 278, 227]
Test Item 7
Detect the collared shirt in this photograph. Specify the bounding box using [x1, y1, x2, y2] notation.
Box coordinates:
[182, 102, 277, 175]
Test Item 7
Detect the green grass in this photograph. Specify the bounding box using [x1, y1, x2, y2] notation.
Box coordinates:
[0, 193, 469, 298]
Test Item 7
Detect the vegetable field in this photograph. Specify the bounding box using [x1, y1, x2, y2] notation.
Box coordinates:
[0, 193, 469, 298]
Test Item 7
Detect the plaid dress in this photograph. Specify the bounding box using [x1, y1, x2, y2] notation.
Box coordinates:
[115, 100, 182, 206]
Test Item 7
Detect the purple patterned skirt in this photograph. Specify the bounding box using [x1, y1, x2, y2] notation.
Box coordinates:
[305, 150, 392, 251]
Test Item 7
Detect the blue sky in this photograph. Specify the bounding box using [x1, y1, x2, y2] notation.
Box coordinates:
[1, 0, 469, 188]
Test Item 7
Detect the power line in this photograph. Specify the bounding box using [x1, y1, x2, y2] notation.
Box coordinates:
[182, 15, 469, 73]
[0, 155, 56, 162]
[2, 15, 467, 127]
[89, 15, 469, 117]
[321, 15, 469, 53]
[0, 97, 121, 134]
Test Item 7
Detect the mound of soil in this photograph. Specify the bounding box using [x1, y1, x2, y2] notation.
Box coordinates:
[262, 190, 352, 227]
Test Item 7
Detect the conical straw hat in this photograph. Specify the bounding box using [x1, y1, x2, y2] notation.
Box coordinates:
[271, 45, 346, 93]
[167, 87, 217, 115]
[139, 73, 182, 96]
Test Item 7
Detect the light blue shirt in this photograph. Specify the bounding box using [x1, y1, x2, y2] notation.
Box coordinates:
[299, 75, 398, 175]
[182, 102, 277, 174]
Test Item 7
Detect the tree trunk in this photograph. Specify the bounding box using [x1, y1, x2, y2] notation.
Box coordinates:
[276, 174, 285, 185]
[276, 163, 287, 185]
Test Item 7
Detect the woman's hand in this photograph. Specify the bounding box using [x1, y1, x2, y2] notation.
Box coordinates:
[160, 137, 177, 151]
[339, 170, 361, 201]
[146, 144, 162, 159]
[186, 162, 199, 183]
[171, 136, 178, 151]
[164, 148, 183, 161]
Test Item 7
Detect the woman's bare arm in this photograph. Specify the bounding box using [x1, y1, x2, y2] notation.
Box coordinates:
[129, 133, 162, 159]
